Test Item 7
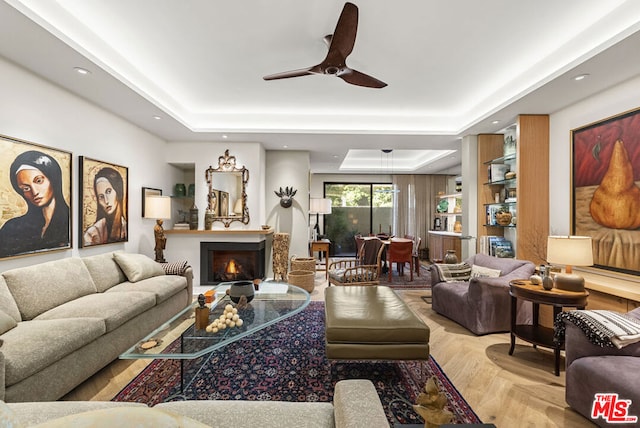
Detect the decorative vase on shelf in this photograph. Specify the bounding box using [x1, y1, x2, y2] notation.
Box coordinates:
[174, 183, 186, 197]
[189, 203, 198, 230]
[187, 183, 195, 198]
[495, 209, 513, 226]
[542, 265, 554, 290]
[444, 250, 458, 264]
[204, 209, 215, 230]
[453, 220, 462, 233]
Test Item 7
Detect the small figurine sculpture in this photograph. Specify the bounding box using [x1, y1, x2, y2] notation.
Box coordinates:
[195, 293, 209, 330]
[412, 376, 454, 428]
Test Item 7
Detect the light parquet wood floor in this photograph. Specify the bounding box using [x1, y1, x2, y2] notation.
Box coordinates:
[63, 273, 596, 427]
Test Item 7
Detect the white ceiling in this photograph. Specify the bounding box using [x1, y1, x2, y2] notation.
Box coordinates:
[2, 0, 640, 174]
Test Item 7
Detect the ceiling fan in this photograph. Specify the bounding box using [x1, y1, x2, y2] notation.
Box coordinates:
[263, 2, 387, 88]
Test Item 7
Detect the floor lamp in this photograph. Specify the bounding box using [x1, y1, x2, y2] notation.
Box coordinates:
[309, 198, 332, 241]
[144, 195, 172, 263]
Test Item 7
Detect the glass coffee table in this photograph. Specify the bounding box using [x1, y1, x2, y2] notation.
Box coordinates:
[120, 281, 310, 394]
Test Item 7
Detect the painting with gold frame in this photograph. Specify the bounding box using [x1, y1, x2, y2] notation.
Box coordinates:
[0, 134, 72, 259]
[79, 156, 128, 248]
[571, 107, 640, 275]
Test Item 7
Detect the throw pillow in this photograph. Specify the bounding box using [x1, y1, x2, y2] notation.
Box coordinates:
[0, 310, 17, 335]
[435, 262, 472, 283]
[31, 407, 209, 428]
[113, 253, 165, 283]
[470, 265, 502, 278]
[160, 260, 189, 275]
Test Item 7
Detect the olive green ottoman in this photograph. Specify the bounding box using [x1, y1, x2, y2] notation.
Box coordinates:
[324, 285, 430, 360]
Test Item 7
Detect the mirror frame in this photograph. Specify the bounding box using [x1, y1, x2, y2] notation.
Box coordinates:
[205, 149, 250, 228]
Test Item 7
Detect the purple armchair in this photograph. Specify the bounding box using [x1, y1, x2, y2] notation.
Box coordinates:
[431, 253, 535, 335]
[564, 307, 640, 427]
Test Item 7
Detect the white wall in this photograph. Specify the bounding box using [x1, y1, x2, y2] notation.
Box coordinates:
[266, 151, 310, 268]
[549, 75, 640, 235]
[0, 57, 181, 272]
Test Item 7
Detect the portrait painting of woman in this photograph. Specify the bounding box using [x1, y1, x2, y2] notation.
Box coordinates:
[0, 136, 72, 259]
[79, 157, 128, 247]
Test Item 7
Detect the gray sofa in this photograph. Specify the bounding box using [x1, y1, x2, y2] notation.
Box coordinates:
[431, 253, 535, 335]
[564, 308, 640, 427]
[1, 379, 388, 428]
[0, 252, 193, 403]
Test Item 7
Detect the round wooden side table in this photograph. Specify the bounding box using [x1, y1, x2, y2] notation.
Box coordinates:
[509, 279, 589, 376]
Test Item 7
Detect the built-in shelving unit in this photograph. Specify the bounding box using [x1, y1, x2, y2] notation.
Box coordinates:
[476, 115, 549, 264]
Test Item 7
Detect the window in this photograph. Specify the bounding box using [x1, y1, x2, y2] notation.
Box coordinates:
[323, 183, 393, 256]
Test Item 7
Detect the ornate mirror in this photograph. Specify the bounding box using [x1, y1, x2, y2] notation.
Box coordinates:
[205, 149, 249, 228]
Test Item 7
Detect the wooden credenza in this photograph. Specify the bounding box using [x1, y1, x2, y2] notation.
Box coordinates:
[428, 231, 461, 262]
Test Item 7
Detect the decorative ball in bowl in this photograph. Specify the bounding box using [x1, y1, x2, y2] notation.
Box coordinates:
[229, 280, 255, 303]
[261, 225, 270, 230]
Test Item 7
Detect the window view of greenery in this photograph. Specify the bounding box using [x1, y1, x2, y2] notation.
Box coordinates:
[324, 183, 393, 256]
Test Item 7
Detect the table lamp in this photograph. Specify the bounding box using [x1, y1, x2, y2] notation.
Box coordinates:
[309, 198, 332, 240]
[144, 195, 172, 263]
[546, 235, 593, 292]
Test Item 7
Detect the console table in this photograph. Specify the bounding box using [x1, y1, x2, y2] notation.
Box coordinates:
[509, 279, 589, 376]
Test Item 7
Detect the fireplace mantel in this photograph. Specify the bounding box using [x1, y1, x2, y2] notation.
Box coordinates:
[166, 228, 273, 236]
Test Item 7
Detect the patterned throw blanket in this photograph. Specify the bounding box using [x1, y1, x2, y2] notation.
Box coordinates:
[435, 262, 472, 283]
[554, 310, 640, 349]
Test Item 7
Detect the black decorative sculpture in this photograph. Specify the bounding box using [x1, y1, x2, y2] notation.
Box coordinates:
[275, 186, 297, 208]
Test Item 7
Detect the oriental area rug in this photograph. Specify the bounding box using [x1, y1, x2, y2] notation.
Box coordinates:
[377, 263, 432, 290]
[114, 301, 480, 426]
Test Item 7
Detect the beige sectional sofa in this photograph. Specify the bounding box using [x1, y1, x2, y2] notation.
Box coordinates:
[1, 379, 389, 428]
[0, 251, 193, 403]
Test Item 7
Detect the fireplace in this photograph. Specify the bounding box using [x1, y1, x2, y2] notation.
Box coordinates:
[200, 241, 266, 285]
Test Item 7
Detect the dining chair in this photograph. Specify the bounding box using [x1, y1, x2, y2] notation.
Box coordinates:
[387, 238, 413, 282]
[412, 236, 422, 277]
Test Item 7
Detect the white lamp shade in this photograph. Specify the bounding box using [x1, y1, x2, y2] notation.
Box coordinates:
[546, 236, 594, 266]
[309, 198, 332, 214]
[144, 196, 172, 219]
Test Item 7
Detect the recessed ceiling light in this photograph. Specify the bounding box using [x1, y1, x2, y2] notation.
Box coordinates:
[492, 120, 500, 124]
[152, 115, 161, 120]
[573, 74, 589, 81]
[283, 145, 289, 149]
[73, 67, 91, 75]
[333, 155, 339, 158]
[222, 135, 228, 139]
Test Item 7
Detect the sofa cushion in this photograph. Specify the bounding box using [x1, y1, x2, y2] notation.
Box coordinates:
[105, 275, 187, 305]
[156, 400, 336, 428]
[470, 264, 501, 278]
[0, 276, 21, 322]
[0, 309, 18, 335]
[113, 253, 165, 283]
[435, 262, 471, 283]
[31, 407, 210, 428]
[0, 318, 106, 386]
[0, 401, 23, 428]
[34, 291, 156, 332]
[8, 402, 147, 427]
[2, 258, 98, 320]
[82, 252, 127, 292]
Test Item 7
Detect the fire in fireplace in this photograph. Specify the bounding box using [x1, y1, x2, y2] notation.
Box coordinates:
[200, 241, 266, 285]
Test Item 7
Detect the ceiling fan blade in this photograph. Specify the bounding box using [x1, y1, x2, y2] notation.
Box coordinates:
[263, 67, 315, 81]
[328, 2, 358, 59]
[338, 68, 387, 88]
